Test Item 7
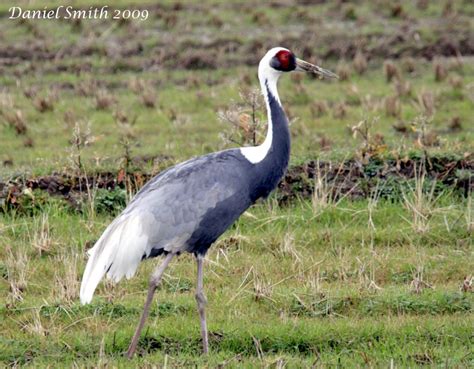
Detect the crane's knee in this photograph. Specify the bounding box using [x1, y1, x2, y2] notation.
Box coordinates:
[195, 291, 207, 307]
[149, 275, 160, 290]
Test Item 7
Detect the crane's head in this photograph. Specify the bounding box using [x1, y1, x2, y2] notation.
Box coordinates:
[259, 47, 338, 81]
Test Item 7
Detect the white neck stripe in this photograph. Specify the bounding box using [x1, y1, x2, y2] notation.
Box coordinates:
[240, 48, 286, 164]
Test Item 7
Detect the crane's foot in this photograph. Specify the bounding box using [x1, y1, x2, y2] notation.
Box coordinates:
[126, 345, 136, 359]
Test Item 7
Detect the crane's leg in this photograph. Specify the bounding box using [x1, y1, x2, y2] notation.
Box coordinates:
[195, 254, 209, 354]
[127, 252, 174, 359]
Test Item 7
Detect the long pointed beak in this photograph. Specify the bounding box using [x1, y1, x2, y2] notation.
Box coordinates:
[296, 58, 339, 79]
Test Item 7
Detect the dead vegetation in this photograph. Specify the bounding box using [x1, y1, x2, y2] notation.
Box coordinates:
[33, 93, 55, 113]
[31, 213, 54, 256]
[417, 91, 436, 117]
[401, 162, 439, 234]
[434, 60, 447, 82]
[393, 79, 412, 97]
[336, 62, 351, 81]
[140, 86, 157, 108]
[5, 246, 29, 303]
[94, 89, 116, 110]
[1, 109, 28, 135]
[353, 51, 368, 75]
[310, 100, 329, 118]
[68, 120, 92, 172]
[385, 95, 401, 118]
[219, 88, 264, 147]
[332, 102, 348, 119]
[383, 60, 400, 82]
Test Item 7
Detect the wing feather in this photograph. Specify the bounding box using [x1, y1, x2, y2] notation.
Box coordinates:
[80, 149, 247, 304]
[80, 212, 150, 304]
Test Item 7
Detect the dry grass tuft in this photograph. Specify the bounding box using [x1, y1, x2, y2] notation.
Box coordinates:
[128, 77, 147, 94]
[6, 246, 29, 302]
[336, 62, 351, 81]
[448, 74, 463, 90]
[311, 161, 352, 215]
[63, 110, 77, 128]
[417, 91, 435, 117]
[318, 134, 333, 151]
[390, 3, 405, 18]
[460, 276, 472, 292]
[401, 162, 439, 233]
[278, 231, 301, 263]
[21, 309, 47, 337]
[1, 109, 28, 135]
[252, 269, 273, 302]
[0, 91, 14, 108]
[401, 57, 416, 73]
[420, 131, 439, 148]
[23, 137, 34, 147]
[433, 60, 447, 82]
[394, 79, 412, 97]
[52, 253, 80, 303]
[32, 213, 54, 256]
[33, 94, 55, 113]
[384, 95, 401, 117]
[410, 268, 433, 295]
[310, 100, 329, 118]
[23, 86, 38, 100]
[113, 109, 138, 137]
[353, 51, 368, 75]
[76, 79, 99, 97]
[448, 116, 462, 132]
[332, 102, 347, 119]
[383, 60, 400, 82]
[140, 86, 157, 108]
[95, 89, 116, 110]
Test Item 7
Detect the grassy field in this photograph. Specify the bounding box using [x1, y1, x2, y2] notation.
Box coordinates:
[1, 0, 473, 368]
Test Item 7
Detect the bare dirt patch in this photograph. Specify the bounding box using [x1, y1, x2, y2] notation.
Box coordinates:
[1, 155, 471, 214]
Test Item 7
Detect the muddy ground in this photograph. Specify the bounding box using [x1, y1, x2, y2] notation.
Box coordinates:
[1, 155, 472, 214]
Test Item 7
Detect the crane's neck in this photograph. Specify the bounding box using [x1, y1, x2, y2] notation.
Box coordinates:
[240, 67, 288, 164]
[240, 67, 291, 201]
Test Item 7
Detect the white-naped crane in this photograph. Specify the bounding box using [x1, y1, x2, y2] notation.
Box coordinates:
[80, 47, 338, 357]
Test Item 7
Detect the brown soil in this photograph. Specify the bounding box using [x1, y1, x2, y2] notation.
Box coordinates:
[278, 155, 473, 204]
[1, 156, 472, 213]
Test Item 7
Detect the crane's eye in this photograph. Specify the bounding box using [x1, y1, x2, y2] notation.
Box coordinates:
[270, 50, 296, 72]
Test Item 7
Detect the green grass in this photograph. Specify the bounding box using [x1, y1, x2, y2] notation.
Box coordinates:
[1, 194, 473, 367]
[0, 0, 473, 367]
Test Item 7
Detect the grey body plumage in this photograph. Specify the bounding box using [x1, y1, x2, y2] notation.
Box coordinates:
[131, 149, 254, 257]
[125, 83, 289, 258]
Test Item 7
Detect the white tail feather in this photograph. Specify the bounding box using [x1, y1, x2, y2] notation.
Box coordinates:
[80, 213, 149, 304]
